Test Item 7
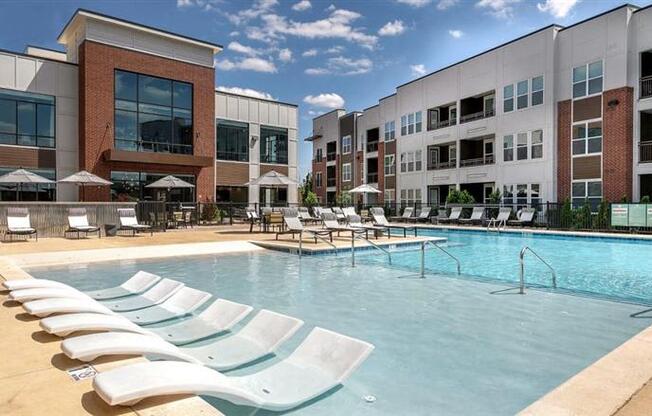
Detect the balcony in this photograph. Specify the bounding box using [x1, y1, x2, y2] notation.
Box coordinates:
[326, 177, 336, 187]
[460, 108, 495, 124]
[459, 154, 495, 167]
[640, 141, 652, 163]
[326, 152, 337, 162]
[431, 118, 457, 130]
[367, 173, 379, 183]
[427, 160, 457, 170]
[642, 76, 652, 99]
[366, 141, 379, 152]
[459, 91, 495, 124]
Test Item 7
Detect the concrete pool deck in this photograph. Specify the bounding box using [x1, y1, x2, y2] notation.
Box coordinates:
[1, 223, 652, 415]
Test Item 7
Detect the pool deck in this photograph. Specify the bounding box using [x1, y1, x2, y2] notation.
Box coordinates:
[2, 223, 652, 415]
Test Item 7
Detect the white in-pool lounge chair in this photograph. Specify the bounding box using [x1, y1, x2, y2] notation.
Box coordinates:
[118, 208, 152, 236]
[406, 207, 432, 223]
[2, 278, 69, 291]
[23, 297, 115, 318]
[346, 215, 385, 239]
[5, 207, 38, 241]
[9, 286, 89, 303]
[101, 278, 184, 312]
[41, 299, 253, 344]
[62, 310, 304, 371]
[119, 287, 211, 325]
[66, 208, 101, 239]
[91, 327, 375, 411]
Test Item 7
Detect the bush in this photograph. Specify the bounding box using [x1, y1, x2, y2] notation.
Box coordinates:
[574, 200, 592, 229]
[446, 189, 475, 204]
[303, 191, 318, 207]
[560, 199, 573, 228]
[336, 192, 352, 206]
[201, 204, 223, 223]
[641, 195, 651, 203]
[593, 200, 609, 229]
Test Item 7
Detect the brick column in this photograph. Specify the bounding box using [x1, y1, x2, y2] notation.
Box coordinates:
[557, 99, 572, 202]
[602, 87, 633, 202]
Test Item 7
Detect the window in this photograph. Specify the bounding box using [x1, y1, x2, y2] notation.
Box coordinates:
[503, 135, 514, 162]
[415, 188, 422, 203]
[400, 151, 421, 172]
[114, 70, 193, 154]
[384, 121, 395, 140]
[531, 129, 543, 159]
[400, 188, 421, 204]
[572, 180, 602, 208]
[315, 148, 323, 162]
[342, 163, 352, 182]
[216, 186, 248, 203]
[260, 126, 288, 164]
[573, 60, 603, 98]
[384, 154, 395, 175]
[110, 171, 195, 202]
[216, 120, 249, 161]
[572, 121, 602, 155]
[503, 184, 514, 205]
[531, 76, 544, 106]
[401, 112, 421, 135]
[315, 172, 322, 187]
[407, 152, 415, 171]
[517, 133, 528, 160]
[415, 150, 422, 171]
[503, 183, 542, 208]
[0, 88, 55, 148]
[517, 80, 528, 110]
[400, 152, 407, 172]
[384, 189, 395, 203]
[342, 135, 352, 154]
[503, 84, 514, 113]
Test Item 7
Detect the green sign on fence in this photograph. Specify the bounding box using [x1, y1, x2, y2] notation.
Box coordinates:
[629, 204, 648, 227]
[610, 204, 629, 227]
[610, 204, 652, 227]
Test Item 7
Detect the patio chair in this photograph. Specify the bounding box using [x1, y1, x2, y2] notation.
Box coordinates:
[431, 209, 448, 224]
[508, 208, 536, 227]
[276, 209, 333, 243]
[90, 327, 374, 411]
[297, 206, 319, 224]
[4, 207, 38, 242]
[117, 208, 152, 236]
[332, 207, 346, 221]
[437, 206, 463, 224]
[321, 212, 368, 239]
[485, 207, 512, 228]
[390, 206, 414, 222]
[342, 206, 357, 217]
[406, 207, 432, 223]
[245, 207, 261, 232]
[347, 214, 386, 239]
[62, 309, 304, 371]
[66, 208, 101, 239]
[458, 207, 485, 225]
[369, 207, 417, 238]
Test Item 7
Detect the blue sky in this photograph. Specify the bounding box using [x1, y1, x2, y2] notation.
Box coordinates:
[1, 0, 649, 180]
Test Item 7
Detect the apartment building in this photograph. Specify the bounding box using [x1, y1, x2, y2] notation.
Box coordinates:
[0, 9, 298, 205]
[308, 4, 652, 208]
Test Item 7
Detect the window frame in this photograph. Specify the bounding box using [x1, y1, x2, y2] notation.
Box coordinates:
[342, 135, 352, 154]
[0, 88, 56, 149]
[572, 120, 602, 156]
[516, 80, 529, 110]
[503, 134, 514, 162]
[260, 125, 289, 164]
[216, 119, 249, 162]
[384, 154, 396, 176]
[503, 84, 514, 113]
[573, 60, 603, 99]
[342, 162, 352, 182]
[531, 76, 544, 106]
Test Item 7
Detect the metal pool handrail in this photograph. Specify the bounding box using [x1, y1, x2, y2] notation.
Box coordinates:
[519, 246, 557, 294]
[421, 240, 461, 278]
[351, 234, 392, 267]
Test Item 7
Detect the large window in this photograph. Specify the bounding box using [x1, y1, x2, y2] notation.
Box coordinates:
[572, 121, 602, 155]
[572, 180, 602, 209]
[384, 121, 395, 140]
[0, 88, 55, 148]
[110, 171, 195, 202]
[503, 76, 543, 113]
[573, 61, 603, 98]
[342, 163, 352, 182]
[400, 112, 422, 136]
[384, 154, 395, 175]
[216, 120, 249, 161]
[260, 126, 288, 164]
[114, 70, 193, 154]
[216, 186, 248, 203]
[0, 167, 55, 201]
[503, 134, 514, 162]
[342, 135, 352, 154]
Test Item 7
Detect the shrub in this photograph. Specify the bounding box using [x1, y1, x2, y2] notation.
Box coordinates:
[560, 199, 573, 228]
[574, 200, 592, 229]
[641, 195, 651, 203]
[303, 191, 318, 207]
[336, 192, 352, 206]
[593, 200, 609, 229]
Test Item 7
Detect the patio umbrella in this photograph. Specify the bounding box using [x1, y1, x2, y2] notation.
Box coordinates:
[347, 184, 382, 194]
[145, 175, 195, 202]
[0, 168, 55, 201]
[58, 170, 112, 201]
[245, 170, 299, 187]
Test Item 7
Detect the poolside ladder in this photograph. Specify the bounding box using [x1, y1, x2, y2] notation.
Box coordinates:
[518, 246, 557, 294]
[297, 232, 337, 258]
[351, 234, 392, 267]
[420, 240, 461, 278]
[487, 218, 507, 232]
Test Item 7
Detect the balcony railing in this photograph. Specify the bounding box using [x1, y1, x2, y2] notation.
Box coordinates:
[460, 108, 495, 124]
[216, 151, 249, 162]
[427, 160, 457, 170]
[366, 141, 379, 152]
[640, 141, 652, 163]
[327, 152, 337, 162]
[327, 178, 336, 187]
[367, 173, 379, 183]
[428, 118, 457, 130]
[641, 76, 652, 99]
[459, 154, 495, 167]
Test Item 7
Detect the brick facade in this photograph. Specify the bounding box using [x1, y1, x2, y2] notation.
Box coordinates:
[557, 99, 572, 202]
[312, 159, 326, 202]
[78, 41, 216, 201]
[602, 87, 633, 202]
[377, 142, 385, 201]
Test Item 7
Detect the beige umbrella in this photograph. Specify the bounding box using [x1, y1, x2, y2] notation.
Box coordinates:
[0, 168, 55, 201]
[59, 170, 112, 201]
[245, 170, 299, 187]
[347, 184, 382, 194]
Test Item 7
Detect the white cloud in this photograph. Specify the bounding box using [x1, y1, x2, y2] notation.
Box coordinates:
[215, 57, 277, 73]
[177, 0, 193, 7]
[306, 55, 373, 76]
[476, 0, 520, 18]
[325, 45, 345, 54]
[302, 48, 318, 57]
[378, 20, 406, 36]
[229, 31, 240, 37]
[227, 41, 261, 56]
[305, 67, 330, 75]
[248, 8, 378, 49]
[303, 93, 345, 109]
[437, 0, 459, 9]
[278, 48, 293, 62]
[537, 0, 578, 18]
[292, 0, 312, 11]
[217, 86, 275, 100]
[226, 0, 279, 25]
[448, 29, 463, 38]
[410, 64, 427, 77]
[395, 0, 431, 7]
[325, 4, 336, 11]
[177, 0, 220, 11]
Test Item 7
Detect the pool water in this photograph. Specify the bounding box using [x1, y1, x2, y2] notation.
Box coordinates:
[30, 239, 652, 415]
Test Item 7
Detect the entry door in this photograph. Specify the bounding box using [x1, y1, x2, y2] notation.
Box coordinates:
[429, 147, 440, 168]
[483, 139, 494, 164]
[428, 186, 440, 206]
[483, 183, 494, 204]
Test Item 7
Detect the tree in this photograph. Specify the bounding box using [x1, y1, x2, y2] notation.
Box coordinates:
[336, 192, 352, 206]
[594, 199, 609, 229]
[299, 173, 313, 205]
[560, 198, 573, 229]
[304, 191, 318, 207]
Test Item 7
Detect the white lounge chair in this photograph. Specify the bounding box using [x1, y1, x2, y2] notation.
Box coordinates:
[118, 208, 152, 236]
[118, 287, 211, 325]
[390, 206, 414, 222]
[101, 278, 184, 312]
[91, 327, 375, 411]
[342, 206, 357, 217]
[2, 278, 69, 291]
[9, 286, 89, 303]
[438, 206, 463, 224]
[486, 207, 512, 228]
[40, 299, 253, 343]
[67, 208, 101, 239]
[23, 297, 115, 318]
[87, 271, 161, 300]
[276, 210, 333, 243]
[321, 213, 368, 239]
[458, 207, 485, 225]
[370, 208, 417, 237]
[5, 207, 38, 241]
[62, 310, 304, 371]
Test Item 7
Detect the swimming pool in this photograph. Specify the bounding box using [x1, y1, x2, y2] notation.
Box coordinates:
[30, 234, 652, 415]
